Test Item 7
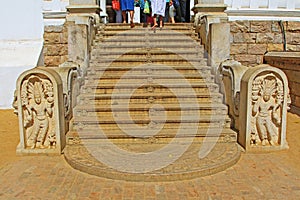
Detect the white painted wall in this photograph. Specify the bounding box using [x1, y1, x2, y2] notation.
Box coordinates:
[0, 0, 44, 109]
[225, 0, 300, 10]
[0, 0, 43, 40]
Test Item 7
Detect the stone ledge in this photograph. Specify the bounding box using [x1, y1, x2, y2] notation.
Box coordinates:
[265, 52, 300, 62]
[66, 5, 101, 14]
[192, 4, 227, 13]
[226, 9, 300, 18]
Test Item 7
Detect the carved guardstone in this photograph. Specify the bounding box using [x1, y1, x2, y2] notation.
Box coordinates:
[239, 65, 289, 151]
[14, 67, 65, 155]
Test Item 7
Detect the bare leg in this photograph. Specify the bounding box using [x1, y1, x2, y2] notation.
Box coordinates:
[171, 17, 175, 23]
[152, 15, 158, 28]
[129, 10, 135, 28]
[159, 16, 163, 28]
[122, 11, 127, 23]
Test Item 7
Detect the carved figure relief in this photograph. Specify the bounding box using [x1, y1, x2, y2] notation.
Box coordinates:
[250, 73, 283, 146]
[20, 75, 56, 149]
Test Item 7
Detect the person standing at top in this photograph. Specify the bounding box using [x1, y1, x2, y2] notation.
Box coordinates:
[151, 0, 166, 30]
[120, 0, 135, 28]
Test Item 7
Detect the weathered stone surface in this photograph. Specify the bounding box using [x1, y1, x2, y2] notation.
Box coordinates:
[44, 45, 68, 56]
[273, 33, 283, 44]
[230, 21, 250, 33]
[292, 95, 300, 108]
[256, 55, 264, 65]
[248, 44, 267, 55]
[44, 33, 62, 44]
[230, 44, 247, 54]
[44, 56, 67, 67]
[43, 23, 68, 67]
[286, 32, 300, 45]
[234, 54, 257, 64]
[233, 33, 256, 43]
[286, 44, 300, 51]
[287, 21, 300, 32]
[250, 21, 271, 33]
[267, 44, 284, 52]
[256, 33, 275, 43]
[271, 21, 281, 32]
[289, 82, 300, 96]
[44, 25, 64, 33]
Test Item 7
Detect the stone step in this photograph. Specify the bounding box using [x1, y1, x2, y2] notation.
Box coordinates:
[91, 53, 203, 61]
[74, 102, 227, 111]
[96, 30, 199, 38]
[80, 83, 220, 95]
[67, 127, 236, 140]
[77, 92, 224, 105]
[91, 48, 205, 58]
[91, 45, 203, 53]
[73, 111, 229, 124]
[87, 64, 212, 74]
[74, 103, 228, 117]
[64, 137, 240, 181]
[83, 79, 216, 88]
[86, 72, 214, 82]
[89, 58, 207, 67]
[100, 24, 194, 32]
[94, 34, 200, 43]
[93, 40, 200, 48]
[73, 114, 231, 128]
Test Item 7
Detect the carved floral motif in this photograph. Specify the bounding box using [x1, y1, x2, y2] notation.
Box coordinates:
[21, 75, 56, 149]
[251, 73, 283, 146]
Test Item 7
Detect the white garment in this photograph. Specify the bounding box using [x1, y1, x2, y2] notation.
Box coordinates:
[151, 0, 166, 17]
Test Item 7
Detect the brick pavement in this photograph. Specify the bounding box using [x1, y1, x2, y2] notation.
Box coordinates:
[0, 110, 300, 199]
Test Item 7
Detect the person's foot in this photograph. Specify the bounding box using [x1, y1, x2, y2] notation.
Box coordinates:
[152, 23, 158, 33]
[130, 21, 135, 28]
[152, 23, 158, 29]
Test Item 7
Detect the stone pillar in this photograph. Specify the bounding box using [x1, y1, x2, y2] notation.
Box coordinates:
[239, 65, 290, 152]
[66, 0, 100, 75]
[67, 15, 94, 73]
[208, 22, 230, 74]
[192, 2, 229, 75]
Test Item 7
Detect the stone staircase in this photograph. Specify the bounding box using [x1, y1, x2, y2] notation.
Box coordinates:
[64, 23, 241, 181]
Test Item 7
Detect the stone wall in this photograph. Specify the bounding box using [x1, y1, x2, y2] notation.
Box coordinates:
[43, 24, 68, 67]
[230, 21, 300, 66]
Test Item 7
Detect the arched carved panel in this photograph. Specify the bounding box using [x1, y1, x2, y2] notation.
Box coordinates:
[14, 67, 65, 155]
[239, 65, 289, 151]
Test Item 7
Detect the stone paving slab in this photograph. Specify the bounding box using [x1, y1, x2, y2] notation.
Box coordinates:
[1, 110, 300, 199]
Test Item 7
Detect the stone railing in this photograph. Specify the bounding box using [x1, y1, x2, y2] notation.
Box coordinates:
[219, 61, 290, 152]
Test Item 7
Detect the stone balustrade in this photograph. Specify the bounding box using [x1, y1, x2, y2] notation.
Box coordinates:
[220, 61, 290, 151]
